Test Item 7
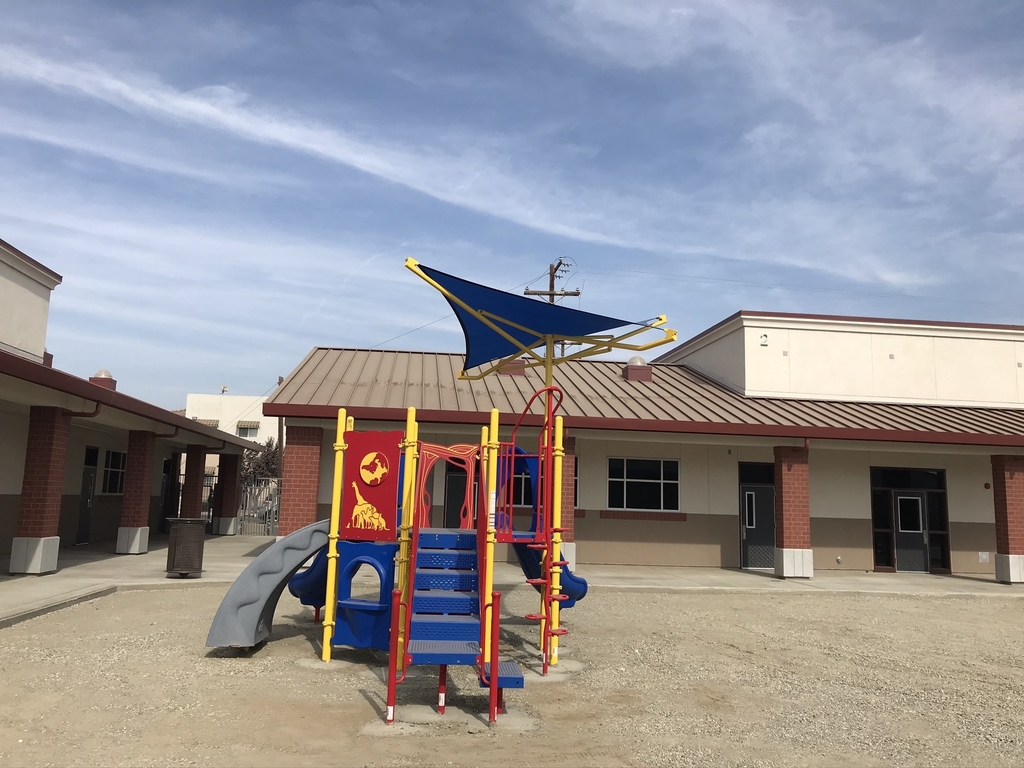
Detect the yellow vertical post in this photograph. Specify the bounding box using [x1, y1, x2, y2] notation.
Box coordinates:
[550, 415, 564, 665]
[540, 335, 554, 656]
[483, 408, 499, 664]
[321, 408, 348, 662]
[396, 407, 418, 669]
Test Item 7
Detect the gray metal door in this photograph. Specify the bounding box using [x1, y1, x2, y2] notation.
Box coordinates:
[893, 492, 928, 572]
[76, 466, 96, 545]
[740, 484, 776, 569]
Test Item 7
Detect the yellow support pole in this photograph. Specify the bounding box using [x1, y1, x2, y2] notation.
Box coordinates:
[540, 335, 554, 656]
[483, 408, 499, 664]
[551, 415, 564, 665]
[321, 408, 348, 662]
[396, 408, 418, 669]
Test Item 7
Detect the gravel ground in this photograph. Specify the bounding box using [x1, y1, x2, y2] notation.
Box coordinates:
[0, 583, 1022, 767]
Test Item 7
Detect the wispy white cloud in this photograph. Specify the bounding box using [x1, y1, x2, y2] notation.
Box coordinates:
[0, 42, 935, 286]
[532, 0, 1024, 202]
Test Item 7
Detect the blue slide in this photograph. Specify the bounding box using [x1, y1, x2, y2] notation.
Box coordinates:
[288, 545, 329, 609]
[506, 450, 588, 608]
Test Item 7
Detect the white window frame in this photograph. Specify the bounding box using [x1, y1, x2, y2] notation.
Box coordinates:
[511, 471, 534, 508]
[607, 457, 680, 512]
[101, 450, 126, 495]
[236, 425, 259, 439]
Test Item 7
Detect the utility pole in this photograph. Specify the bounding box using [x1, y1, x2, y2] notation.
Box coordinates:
[525, 258, 580, 355]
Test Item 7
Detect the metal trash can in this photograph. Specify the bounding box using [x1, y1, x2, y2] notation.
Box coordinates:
[166, 517, 206, 577]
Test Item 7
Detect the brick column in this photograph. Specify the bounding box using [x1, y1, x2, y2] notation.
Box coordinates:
[992, 455, 1024, 583]
[117, 430, 156, 554]
[11, 406, 71, 574]
[279, 425, 323, 536]
[559, 435, 577, 569]
[179, 444, 207, 518]
[213, 453, 242, 535]
[774, 444, 813, 578]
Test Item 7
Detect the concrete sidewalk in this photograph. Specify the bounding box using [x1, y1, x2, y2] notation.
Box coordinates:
[0, 534, 275, 628]
[577, 563, 1024, 596]
[3, 536, 1022, 628]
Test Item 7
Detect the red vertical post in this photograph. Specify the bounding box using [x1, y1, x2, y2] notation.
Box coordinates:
[11, 406, 71, 574]
[279, 425, 323, 536]
[992, 455, 1024, 583]
[488, 591, 501, 724]
[773, 444, 813, 578]
[438, 665, 447, 715]
[386, 588, 401, 724]
[179, 444, 207, 518]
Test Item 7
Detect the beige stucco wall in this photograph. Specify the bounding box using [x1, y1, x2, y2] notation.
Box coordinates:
[675, 316, 1024, 408]
[185, 393, 277, 468]
[306, 418, 1003, 574]
[0, 409, 29, 495]
[681, 327, 745, 392]
[0, 259, 53, 362]
[809, 448, 996, 573]
[741, 322, 1024, 407]
[0, 417, 174, 554]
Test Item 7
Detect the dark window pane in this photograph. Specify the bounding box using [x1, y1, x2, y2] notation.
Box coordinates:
[873, 531, 894, 568]
[871, 467, 945, 491]
[626, 481, 661, 510]
[663, 483, 679, 511]
[662, 461, 679, 481]
[608, 458, 624, 479]
[926, 492, 948, 532]
[738, 463, 774, 485]
[608, 481, 624, 509]
[897, 497, 923, 532]
[929, 532, 950, 569]
[84, 447, 99, 467]
[871, 490, 892, 530]
[626, 459, 661, 481]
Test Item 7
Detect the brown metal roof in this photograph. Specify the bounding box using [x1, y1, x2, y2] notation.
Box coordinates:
[265, 348, 1024, 447]
[0, 347, 260, 451]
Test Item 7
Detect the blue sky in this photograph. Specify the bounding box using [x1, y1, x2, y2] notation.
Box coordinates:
[2, 1, 1023, 408]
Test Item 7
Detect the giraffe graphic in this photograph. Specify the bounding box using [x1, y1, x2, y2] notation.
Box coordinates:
[350, 482, 389, 531]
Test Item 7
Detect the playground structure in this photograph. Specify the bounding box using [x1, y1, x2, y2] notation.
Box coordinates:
[206, 259, 676, 723]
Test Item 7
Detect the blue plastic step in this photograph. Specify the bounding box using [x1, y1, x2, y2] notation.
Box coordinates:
[417, 548, 477, 569]
[413, 590, 477, 614]
[410, 614, 480, 641]
[407, 639, 480, 665]
[418, 528, 476, 550]
[415, 568, 477, 591]
[479, 660, 525, 689]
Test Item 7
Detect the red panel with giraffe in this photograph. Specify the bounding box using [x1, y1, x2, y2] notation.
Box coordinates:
[340, 431, 403, 542]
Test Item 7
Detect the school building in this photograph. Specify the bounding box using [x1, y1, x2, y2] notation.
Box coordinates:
[1, 237, 257, 574]
[266, 310, 1024, 582]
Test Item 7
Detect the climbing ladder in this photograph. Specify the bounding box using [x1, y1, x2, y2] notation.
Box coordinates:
[386, 525, 524, 723]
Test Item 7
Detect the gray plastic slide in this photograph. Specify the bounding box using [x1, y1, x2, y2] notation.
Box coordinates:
[206, 520, 329, 648]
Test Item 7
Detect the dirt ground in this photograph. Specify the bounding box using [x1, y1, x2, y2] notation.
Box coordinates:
[1, 582, 1023, 768]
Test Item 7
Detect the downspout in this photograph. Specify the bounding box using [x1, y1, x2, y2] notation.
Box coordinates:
[66, 402, 102, 419]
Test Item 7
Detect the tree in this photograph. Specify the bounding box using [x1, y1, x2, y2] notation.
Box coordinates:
[242, 436, 280, 479]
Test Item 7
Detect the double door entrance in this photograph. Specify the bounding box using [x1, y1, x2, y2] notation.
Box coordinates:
[870, 467, 950, 573]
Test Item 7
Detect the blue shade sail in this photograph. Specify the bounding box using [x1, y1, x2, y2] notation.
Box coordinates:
[419, 264, 638, 370]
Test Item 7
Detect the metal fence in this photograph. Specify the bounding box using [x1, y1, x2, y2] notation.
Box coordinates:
[174, 471, 218, 523]
[239, 477, 281, 536]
